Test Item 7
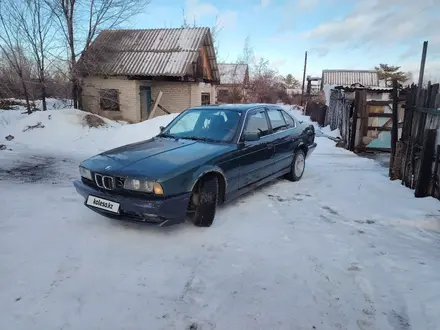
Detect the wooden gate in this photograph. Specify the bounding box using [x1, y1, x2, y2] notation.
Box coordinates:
[352, 90, 403, 152]
[364, 100, 393, 150]
[396, 83, 440, 197]
[324, 89, 353, 148]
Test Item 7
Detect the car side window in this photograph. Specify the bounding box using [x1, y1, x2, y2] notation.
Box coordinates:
[243, 110, 270, 137]
[267, 109, 288, 132]
[281, 110, 295, 128]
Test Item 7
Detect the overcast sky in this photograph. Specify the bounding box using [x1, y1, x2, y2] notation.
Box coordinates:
[131, 0, 440, 82]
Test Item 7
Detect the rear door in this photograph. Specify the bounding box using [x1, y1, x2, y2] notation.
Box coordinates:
[267, 108, 301, 173]
[238, 108, 274, 188]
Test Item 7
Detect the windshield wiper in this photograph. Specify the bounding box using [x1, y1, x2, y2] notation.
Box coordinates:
[179, 136, 221, 143]
[158, 133, 177, 139]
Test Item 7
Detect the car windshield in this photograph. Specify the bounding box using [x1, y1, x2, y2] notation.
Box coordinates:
[160, 109, 243, 143]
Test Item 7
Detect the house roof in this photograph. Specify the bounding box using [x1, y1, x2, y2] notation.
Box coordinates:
[218, 63, 248, 84]
[79, 27, 219, 82]
[322, 70, 379, 87]
[333, 85, 393, 93]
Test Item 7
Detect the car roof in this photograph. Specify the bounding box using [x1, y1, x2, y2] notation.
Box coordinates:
[188, 103, 283, 112]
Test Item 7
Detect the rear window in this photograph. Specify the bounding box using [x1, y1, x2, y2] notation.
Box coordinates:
[267, 109, 287, 132]
[281, 110, 295, 128]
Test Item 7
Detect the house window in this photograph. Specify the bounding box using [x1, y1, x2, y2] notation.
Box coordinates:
[99, 89, 120, 111]
[217, 89, 229, 103]
[201, 92, 211, 105]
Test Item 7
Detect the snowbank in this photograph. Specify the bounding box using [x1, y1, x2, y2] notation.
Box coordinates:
[1, 101, 336, 159]
[106, 113, 179, 148]
[320, 125, 341, 139]
[1, 102, 317, 158]
[0, 107, 178, 157]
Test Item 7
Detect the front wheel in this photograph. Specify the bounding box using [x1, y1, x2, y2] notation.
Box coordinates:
[286, 149, 306, 182]
[189, 176, 218, 227]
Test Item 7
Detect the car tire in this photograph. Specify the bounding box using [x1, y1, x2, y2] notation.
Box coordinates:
[286, 149, 306, 182]
[192, 175, 218, 227]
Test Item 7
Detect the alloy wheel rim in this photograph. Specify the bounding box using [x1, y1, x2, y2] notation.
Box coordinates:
[294, 154, 305, 177]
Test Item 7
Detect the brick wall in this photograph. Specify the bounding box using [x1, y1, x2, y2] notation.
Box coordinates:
[82, 77, 218, 122]
[148, 81, 191, 117]
[191, 82, 216, 106]
[82, 76, 141, 123]
[147, 81, 216, 117]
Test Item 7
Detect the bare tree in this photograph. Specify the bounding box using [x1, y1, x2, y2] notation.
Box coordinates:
[0, 0, 33, 114]
[235, 38, 288, 104]
[237, 36, 254, 65]
[12, 0, 55, 111]
[46, 0, 149, 109]
[181, 9, 223, 60]
[249, 57, 275, 102]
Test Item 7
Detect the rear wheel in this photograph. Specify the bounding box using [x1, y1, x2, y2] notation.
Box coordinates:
[189, 175, 218, 227]
[286, 149, 306, 182]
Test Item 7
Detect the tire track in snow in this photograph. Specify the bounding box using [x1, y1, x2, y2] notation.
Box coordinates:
[164, 244, 226, 330]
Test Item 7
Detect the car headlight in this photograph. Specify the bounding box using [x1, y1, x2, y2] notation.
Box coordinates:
[79, 166, 93, 180]
[124, 179, 164, 195]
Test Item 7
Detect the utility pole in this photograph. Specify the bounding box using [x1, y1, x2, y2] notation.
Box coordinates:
[416, 41, 428, 107]
[300, 51, 307, 107]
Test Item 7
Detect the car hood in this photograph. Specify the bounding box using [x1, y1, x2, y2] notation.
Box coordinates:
[82, 137, 234, 178]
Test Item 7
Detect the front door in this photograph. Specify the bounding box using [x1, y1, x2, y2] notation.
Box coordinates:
[238, 108, 274, 188]
[140, 86, 152, 120]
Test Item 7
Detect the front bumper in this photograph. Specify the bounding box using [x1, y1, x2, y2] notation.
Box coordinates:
[306, 142, 317, 158]
[73, 180, 190, 227]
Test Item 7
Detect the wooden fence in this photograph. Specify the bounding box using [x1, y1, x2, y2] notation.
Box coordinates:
[325, 89, 353, 148]
[304, 101, 327, 126]
[390, 83, 440, 198]
[324, 87, 398, 152]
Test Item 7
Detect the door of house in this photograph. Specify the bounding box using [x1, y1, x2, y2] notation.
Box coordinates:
[140, 86, 152, 120]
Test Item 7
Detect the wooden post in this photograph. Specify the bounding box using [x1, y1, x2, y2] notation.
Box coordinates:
[358, 91, 368, 150]
[415, 128, 436, 197]
[401, 85, 416, 186]
[300, 51, 307, 106]
[416, 41, 428, 107]
[350, 90, 366, 152]
[389, 79, 399, 178]
[402, 40, 428, 188]
[350, 91, 360, 151]
[431, 145, 440, 197]
[148, 91, 163, 119]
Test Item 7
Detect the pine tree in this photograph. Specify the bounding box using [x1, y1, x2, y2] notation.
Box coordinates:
[374, 64, 409, 86]
[283, 74, 300, 88]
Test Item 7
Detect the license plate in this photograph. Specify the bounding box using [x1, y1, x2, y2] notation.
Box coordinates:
[86, 195, 120, 213]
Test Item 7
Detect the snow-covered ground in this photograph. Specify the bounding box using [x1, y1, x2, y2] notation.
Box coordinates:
[1, 104, 440, 330]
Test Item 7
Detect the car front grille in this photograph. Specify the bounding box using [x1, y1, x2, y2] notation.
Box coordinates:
[82, 173, 126, 191]
[95, 173, 114, 190]
[81, 175, 162, 199]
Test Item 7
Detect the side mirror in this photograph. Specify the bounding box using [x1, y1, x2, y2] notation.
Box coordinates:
[159, 126, 165, 132]
[243, 132, 260, 142]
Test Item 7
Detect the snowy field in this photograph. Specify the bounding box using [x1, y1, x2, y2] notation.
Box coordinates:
[1, 102, 440, 330]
